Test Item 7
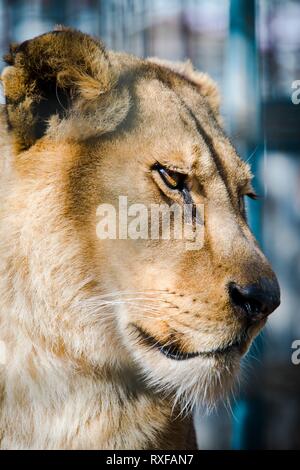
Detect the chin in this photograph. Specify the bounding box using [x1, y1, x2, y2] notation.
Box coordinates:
[118, 312, 265, 414]
[125, 329, 244, 414]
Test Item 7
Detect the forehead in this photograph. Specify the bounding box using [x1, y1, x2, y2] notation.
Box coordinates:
[134, 76, 252, 184]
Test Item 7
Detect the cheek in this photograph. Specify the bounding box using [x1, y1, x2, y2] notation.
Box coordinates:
[106, 242, 181, 288]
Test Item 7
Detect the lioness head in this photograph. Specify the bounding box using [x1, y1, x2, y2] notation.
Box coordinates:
[0, 28, 280, 410]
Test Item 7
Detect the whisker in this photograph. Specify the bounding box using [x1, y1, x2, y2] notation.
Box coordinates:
[245, 144, 259, 164]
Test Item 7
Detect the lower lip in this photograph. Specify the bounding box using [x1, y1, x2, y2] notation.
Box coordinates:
[156, 343, 241, 361]
[133, 325, 242, 361]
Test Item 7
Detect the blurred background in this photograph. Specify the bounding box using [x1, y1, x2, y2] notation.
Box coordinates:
[0, 0, 299, 450]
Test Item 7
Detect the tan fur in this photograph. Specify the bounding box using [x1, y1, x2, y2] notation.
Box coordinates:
[147, 57, 221, 114]
[0, 28, 279, 449]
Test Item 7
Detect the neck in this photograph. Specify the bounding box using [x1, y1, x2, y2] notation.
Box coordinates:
[0, 325, 193, 449]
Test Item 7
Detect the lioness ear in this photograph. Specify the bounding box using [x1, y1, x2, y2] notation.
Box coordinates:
[147, 58, 220, 115]
[1, 27, 128, 151]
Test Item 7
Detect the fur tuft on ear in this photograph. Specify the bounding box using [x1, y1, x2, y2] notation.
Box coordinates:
[1, 27, 127, 150]
[147, 58, 220, 115]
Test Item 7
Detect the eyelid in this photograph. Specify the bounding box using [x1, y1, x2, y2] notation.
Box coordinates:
[152, 162, 189, 175]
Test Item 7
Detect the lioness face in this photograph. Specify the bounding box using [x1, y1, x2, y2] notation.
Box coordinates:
[91, 77, 280, 407]
[1, 29, 280, 410]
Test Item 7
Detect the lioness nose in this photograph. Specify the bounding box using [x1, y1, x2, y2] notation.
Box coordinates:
[228, 278, 280, 322]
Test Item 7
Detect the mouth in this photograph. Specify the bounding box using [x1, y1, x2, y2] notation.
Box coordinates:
[132, 324, 244, 361]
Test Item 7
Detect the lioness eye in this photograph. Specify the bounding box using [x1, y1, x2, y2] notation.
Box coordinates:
[153, 164, 186, 190]
[246, 192, 260, 200]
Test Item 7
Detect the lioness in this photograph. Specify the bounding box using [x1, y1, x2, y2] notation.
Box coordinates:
[0, 28, 280, 449]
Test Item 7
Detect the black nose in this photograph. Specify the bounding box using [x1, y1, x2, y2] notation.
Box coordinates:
[228, 278, 280, 322]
